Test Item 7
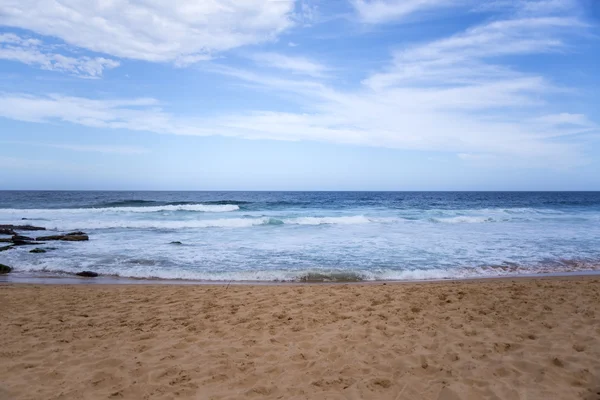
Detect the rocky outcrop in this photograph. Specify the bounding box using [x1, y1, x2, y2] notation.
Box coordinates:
[13, 234, 34, 241]
[36, 232, 89, 241]
[0, 245, 13, 252]
[62, 235, 89, 241]
[0, 264, 12, 274]
[1, 224, 46, 238]
[170, 241, 183, 245]
[34, 235, 64, 241]
[76, 271, 98, 277]
[11, 235, 38, 246]
[30, 248, 47, 253]
[0, 224, 46, 232]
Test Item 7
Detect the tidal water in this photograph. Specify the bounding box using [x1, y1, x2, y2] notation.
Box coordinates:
[1, 191, 600, 281]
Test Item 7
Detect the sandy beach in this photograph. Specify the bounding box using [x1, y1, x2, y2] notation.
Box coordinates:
[1, 277, 599, 400]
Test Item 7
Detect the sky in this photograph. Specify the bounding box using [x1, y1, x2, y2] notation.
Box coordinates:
[0, 0, 599, 190]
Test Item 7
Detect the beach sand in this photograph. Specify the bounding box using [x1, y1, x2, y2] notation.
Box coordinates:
[1, 277, 599, 400]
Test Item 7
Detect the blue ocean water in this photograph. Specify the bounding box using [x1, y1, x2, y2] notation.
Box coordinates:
[1, 191, 600, 281]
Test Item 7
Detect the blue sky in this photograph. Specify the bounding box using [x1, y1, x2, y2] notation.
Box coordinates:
[0, 0, 599, 190]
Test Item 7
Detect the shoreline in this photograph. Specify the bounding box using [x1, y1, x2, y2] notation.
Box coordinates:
[2, 269, 600, 286]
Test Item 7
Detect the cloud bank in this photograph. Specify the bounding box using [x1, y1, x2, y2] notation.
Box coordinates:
[0, 0, 297, 63]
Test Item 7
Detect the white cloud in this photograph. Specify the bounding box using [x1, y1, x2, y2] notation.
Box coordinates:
[0, 0, 296, 63]
[352, 0, 581, 24]
[533, 113, 594, 127]
[351, 0, 461, 24]
[0, 33, 119, 78]
[363, 16, 582, 90]
[248, 52, 329, 77]
[0, 83, 591, 168]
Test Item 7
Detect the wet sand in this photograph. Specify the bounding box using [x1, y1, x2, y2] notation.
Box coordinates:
[1, 276, 599, 400]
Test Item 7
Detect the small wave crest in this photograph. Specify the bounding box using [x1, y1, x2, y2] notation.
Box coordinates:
[285, 216, 373, 225]
[430, 216, 495, 224]
[298, 272, 364, 282]
[92, 199, 251, 208]
[28, 215, 378, 230]
[0, 204, 240, 215]
[9, 260, 600, 282]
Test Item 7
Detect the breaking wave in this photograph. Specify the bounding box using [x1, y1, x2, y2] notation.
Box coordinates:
[28, 215, 381, 230]
[9, 260, 600, 282]
[0, 204, 240, 215]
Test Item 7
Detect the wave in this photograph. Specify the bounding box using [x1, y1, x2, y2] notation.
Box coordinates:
[96, 200, 158, 207]
[285, 216, 373, 225]
[25, 215, 381, 230]
[200, 200, 252, 205]
[9, 261, 600, 282]
[95, 199, 251, 207]
[430, 216, 495, 224]
[0, 204, 240, 214]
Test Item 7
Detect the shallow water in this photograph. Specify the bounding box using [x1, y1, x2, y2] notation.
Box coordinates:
[1, 191, 600, 281]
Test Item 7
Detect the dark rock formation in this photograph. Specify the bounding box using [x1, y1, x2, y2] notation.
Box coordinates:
[13, 234, 34, 241]
[0, 224, 46, 232]
[11, 235, 38, 246]
[30, 248, 47, 253]
[0, 245, 13, 252]
[0, 238, 12, 243]
[35, 235, 63, 241]
[36, 232, 89, 241]
[0, 228, 16, 235]
[0, 264, 12, 274]
[76, 271, 98, 277]
[170, 241, 183, 245]
[61, 235, 89, 242]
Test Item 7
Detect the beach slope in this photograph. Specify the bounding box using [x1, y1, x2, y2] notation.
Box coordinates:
[1, 277, 599, 399]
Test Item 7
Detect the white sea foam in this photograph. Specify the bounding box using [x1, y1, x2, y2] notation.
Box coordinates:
[34, 217, 269, 230]
[0, 204, 240, 215]
[3, 215, 389, 231]
[10, 261, 600, 282]
[285, 216, 373, 225]
[432, 216, 495, 224]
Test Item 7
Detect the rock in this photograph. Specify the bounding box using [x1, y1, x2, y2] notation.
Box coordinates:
[0, 245, 14, 252]
[35, 235, 63, 241]
[76, 271, 98, 277]
[0, 224, 46, 232]
[0, 228, 16, 235]
[62, 234, 89, 241]
[36, 233, 89, 241]
[13, 234, 34, 241]
[12, 241, 39, 246]
[0, 238, 12, 243]
[11, 235, 38, 246]
[170, 241, 183, 245]
[30, 248, 47, 254]
[0, 264, 12, 274]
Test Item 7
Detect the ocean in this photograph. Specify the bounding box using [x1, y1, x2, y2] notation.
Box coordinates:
[1, 191, 600, 282]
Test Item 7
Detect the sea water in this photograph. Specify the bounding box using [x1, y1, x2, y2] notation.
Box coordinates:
[1, 191, 600, 281]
